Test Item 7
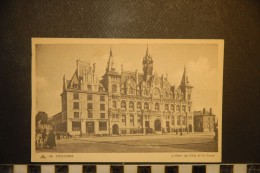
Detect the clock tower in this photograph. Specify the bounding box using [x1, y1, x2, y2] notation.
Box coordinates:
[142, 46, 153, 81]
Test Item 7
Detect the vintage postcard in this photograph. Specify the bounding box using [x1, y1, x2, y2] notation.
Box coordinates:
[31, 38, 223, 162]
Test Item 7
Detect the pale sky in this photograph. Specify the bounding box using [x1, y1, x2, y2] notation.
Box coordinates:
[35, 43, 221, 117]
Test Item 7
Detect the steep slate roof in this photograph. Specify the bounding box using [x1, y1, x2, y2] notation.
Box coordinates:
[120, 71, 145, 85]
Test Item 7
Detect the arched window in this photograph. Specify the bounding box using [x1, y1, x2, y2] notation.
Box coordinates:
[137, 102, 142, 110]
[170, 104, 174, 112]
[155, 103, 159, 111]
[165, 104, 169, 111]
[121, 100, 126, 110]
[112, 84, 117, 93]
[144, 102, 149, 110]
[113, 101, 117, 109]
[182, 105, 186, 112]
[129, 101, 134, 110]
[177, 105, 180, 112]
[177, 93, 179, 100]
[182, 116, 186, 125]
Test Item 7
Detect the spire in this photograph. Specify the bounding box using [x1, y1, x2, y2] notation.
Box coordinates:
[181, 65, 188, 85]
[110, 45, 113, 57]
[106, 46, 114, 72]
[181, 65, 192, 87]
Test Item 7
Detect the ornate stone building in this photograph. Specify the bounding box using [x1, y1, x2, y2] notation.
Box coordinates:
[53, 47, 194, 135]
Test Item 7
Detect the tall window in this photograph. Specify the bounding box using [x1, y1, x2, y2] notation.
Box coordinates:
[87, 94, 92, 100]
[74, 112, 79, 118]
[112, 84, 117, 93]
[100, 113, 105, 119]
[171, 115, 175, 125]
[73, 102, 79, 109]
[100, 95, 105, 101]
[137, 102, 142, 110]
[121, 88, 125, 94]
[177, 116, 181, 125]
[99, 122, 107, 131]
[144, 102, 149, 110]
[100, 104, 105, 111]
[188, 106, 191, 112]
[155, 103, 159, 111]
[177, 105, 180, 112]
[170, 104, 174, 112]
[137, 115, 142, 123]
[136, 90, 140, 95]
[87, 85, 92, 91]
[129, 87, 134, 94]
[165, 104, 169, 111]
[187, 94, 191, 100]
[88, 112, 93, 118]
[122, 114, 126, 125]
[182, 116, 186, 125]
[113, 101, 117, 109]
[73, 93, 79, 99]
[176, 93, 179, 100]
[72, 122, 81, 131]
[130, 114, 134, 125]
[129, 101, 134, 110]
[144, 89, 149, 96]
[121, 100, 126, 110]
[182, 105, 186, 112]
[87, 103, 93, 110]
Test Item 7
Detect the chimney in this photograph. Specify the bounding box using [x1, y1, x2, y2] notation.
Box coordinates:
[135, 69, 138, 84]
[209, 107, 212, 115]
[203, 108, 206, 115]
[121, 64, 124, 72]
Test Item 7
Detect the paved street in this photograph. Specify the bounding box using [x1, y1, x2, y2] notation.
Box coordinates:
[37, 133, 218, 153]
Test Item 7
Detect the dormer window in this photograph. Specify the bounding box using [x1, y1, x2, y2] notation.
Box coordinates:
[137, 102, 142, 110]
[129, 87, 134, 95]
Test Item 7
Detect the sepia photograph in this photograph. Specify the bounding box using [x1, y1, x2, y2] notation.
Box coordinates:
[31, 38, 223, 162]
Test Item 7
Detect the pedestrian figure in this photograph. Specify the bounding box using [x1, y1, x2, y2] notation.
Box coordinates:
[46, 130, 56, 149]
[67, 132, 70, 139]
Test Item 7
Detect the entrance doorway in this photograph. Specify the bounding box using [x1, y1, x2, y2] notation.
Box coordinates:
[154, 119, 161, 131]
[86, 122, 94, 134]
[189, 124, 192, 132]
[112, 124, 119, 135]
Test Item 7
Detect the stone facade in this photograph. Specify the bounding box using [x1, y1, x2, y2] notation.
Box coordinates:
[194, 108, 216, 132]
[53, 47, 195, 135]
